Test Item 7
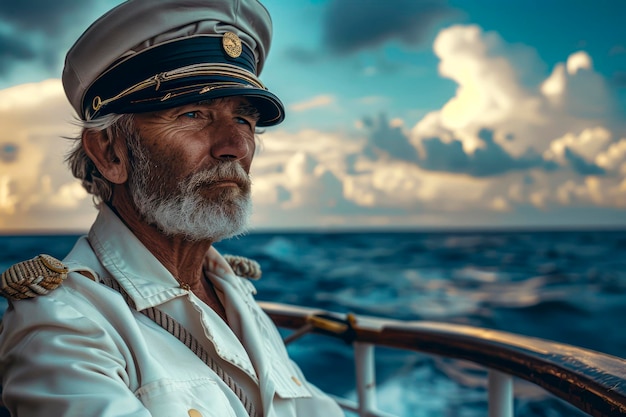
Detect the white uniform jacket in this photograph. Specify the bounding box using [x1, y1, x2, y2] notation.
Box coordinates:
[0, 205, 343, 417]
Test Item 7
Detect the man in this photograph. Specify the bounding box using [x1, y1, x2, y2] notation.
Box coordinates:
[0, 1, 344, 416]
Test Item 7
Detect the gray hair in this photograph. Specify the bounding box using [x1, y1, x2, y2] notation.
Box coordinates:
[65, 113, 135, 204]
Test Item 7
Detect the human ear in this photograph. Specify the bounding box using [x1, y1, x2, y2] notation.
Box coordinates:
[81, 129, 128, 184]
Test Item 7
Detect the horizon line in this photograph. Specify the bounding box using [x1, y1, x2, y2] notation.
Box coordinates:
[2, 224, 626, 237]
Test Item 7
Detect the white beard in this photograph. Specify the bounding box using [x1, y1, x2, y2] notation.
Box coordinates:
[127, 135, 252, 242]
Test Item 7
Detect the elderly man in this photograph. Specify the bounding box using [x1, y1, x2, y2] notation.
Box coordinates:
[0, 1, 343, 416]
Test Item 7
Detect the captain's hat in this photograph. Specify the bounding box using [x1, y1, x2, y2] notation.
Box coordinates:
[62, 0, 284, 127]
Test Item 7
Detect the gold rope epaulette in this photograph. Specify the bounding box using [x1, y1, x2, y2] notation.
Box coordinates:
[0, 253, 262, 301]
[0, 254, 68, 300]
[223, 254, 262, 280]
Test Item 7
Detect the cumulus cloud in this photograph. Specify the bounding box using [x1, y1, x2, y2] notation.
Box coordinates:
[541, 51, 616, 120]
[543, 127, 613, 176]
[322, 0, 457, 54]
[404, 24, 626, 214]
[251, 130, 375, 228]
[597, 139, 626, 174]
[359, 115, 554, 177]
[0, 79, 95, 232]
[250, 122, 539, 229]
[361, 114, 419, 163]
[254, 24, 626, 227]
[413, 25, 617, 158]
[251, 19, 626, 227]
[417, 129, 556, 177]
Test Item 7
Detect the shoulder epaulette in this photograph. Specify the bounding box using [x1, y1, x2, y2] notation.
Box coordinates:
[0, 253, 261, 301]
[0, 254, 68, 300]
[223, 254, 262, 280]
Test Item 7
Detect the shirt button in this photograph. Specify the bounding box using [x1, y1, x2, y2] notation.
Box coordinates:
[188, 409, 202, 417]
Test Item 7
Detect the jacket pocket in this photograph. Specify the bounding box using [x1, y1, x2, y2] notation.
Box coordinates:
[135, 378, 237, 417]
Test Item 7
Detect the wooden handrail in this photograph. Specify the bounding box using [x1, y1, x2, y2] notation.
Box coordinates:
[260, 301, 626, 417]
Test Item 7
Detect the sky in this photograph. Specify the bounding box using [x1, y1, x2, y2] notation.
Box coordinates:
[1, 0, 625, 233]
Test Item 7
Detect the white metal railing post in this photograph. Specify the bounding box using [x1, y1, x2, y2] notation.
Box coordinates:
[354, 342, 376, 417]
[488, 369, 514, 417]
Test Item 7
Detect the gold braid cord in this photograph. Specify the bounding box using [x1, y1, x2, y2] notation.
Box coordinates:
[0, 255, 68, 300]
[0, 254, 261, 301]
[223, 255, 262, 280]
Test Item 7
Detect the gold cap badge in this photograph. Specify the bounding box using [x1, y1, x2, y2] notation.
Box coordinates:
[222, 32, 242, 58]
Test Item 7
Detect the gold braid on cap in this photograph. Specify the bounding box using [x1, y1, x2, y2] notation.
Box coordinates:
[0, 254, 261, 301]
[91, 63, 267, 113]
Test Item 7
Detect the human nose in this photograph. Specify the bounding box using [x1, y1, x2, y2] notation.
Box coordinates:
[210, 123, 252, 161]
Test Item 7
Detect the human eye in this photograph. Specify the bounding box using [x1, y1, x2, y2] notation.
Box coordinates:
[235, 103, 260, 128]
[235, 116, 253, 127]
[181, 110, 199, 119]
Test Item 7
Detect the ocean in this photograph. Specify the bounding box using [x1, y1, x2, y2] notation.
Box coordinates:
[1, 229, 625, 417]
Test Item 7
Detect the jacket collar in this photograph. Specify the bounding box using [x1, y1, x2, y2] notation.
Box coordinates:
[86, 204, 189, 311]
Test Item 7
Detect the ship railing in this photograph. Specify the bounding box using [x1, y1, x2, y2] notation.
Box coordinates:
[260, 301, 626, 417]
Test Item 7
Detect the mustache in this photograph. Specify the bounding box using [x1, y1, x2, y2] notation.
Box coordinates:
[183, 162, 251, 192]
